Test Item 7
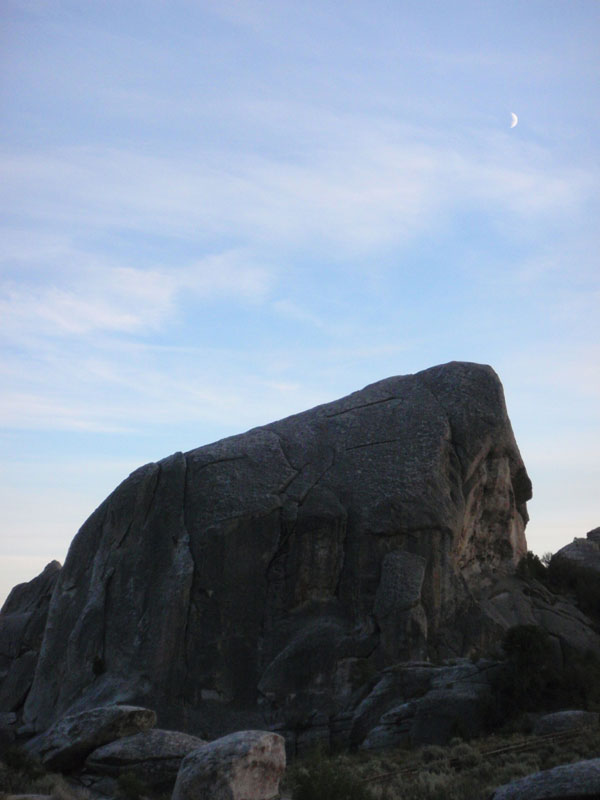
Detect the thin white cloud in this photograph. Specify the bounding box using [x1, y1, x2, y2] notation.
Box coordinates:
[2, 0, 598, 593]
[0, 250, 272, 340]
[3, 108, 593, 262]
[0, 333, 329, 433]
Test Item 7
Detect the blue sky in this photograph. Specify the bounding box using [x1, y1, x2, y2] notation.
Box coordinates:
[1, 0, 599, 604]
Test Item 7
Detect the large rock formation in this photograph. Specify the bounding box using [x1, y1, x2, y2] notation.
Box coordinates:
[16, 361, 533, 741]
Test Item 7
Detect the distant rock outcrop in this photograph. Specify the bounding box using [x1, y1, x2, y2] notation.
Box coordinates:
[555, 527, 600, 562]
[0, 561, 60, 713]
[550, 528, 600, 615]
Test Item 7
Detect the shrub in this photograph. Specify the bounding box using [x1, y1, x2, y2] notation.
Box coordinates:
[419, 746, 446, 765]
[449, 742, 481, 769]
[516, 551, 548, 582]
[503, 624, 552, 665]
[493, 623, 600, 720]
[560, 646, 600, 710]
[117, 771, 149, 800]
[0, 749, 90, 799]
[492, 625, 560, 717]
[1, 746, 46, 782]
[290, 750, 373, 800]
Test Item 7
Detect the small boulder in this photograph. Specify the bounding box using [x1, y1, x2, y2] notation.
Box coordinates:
[490, 757, 600, 799]
[533, 710, 599, 736]
[85, 729, 206, 790]
[25, 704, 156, 770]
[172, 730, 286, 800]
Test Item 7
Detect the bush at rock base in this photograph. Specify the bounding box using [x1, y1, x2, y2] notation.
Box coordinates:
[117, 770, 150, 800]
[493, 625, 559, 715]
[2, 745, 46, 781]
[288, 748, 374, 800]
[561, 647, 600, 710]
[492, 624, 600, 718]
[516, 552, 549, 583]
[0, 746, 91, 799]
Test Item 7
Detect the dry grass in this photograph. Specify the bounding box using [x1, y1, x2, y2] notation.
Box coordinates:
[0, 747, 92, 800]
[0, 747, 174, 800]
[283, 724, 600, 800]
[3, 725, 599, 800]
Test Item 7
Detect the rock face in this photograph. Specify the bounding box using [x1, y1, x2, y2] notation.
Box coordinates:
[0, 561, 61, 712]
[20, 362, 532, 740]
[490, 757, 600, 799]
[172, 730, 285, 800]
[25, 705, 157, 770]
[479, 573, 600, 665]
[356, 659, 499, 750]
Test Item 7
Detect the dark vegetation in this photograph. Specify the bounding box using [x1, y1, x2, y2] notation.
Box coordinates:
[117, 771, 152, 800]
[290, 747, 373, 800]
[495, 625, 599, 717]
[515, 550, 550, 582]
[495, 552, 600, 717]
[285, 726, 600, 800]
[0, 746, 83, 799]
[0, 746, 163, 800]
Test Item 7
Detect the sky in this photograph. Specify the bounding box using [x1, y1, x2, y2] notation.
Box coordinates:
[1, 0, 599, 606]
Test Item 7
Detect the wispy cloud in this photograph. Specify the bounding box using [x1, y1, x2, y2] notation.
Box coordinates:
[2, 113, 593, 261]
[1, 249, 272, 338]
[1, 0, 599, 604]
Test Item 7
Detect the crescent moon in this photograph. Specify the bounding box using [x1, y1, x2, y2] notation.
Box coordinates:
[510, 112, 518, 129]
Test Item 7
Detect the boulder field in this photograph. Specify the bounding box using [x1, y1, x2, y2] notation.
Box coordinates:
[1, 361, 598, 757]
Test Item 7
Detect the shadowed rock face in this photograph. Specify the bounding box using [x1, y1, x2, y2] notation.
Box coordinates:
[0, 561, 61, 712]
[22, 362, 531, 737]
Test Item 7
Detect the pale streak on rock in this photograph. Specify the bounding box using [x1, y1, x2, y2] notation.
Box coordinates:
[172, 730, 285, 800]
